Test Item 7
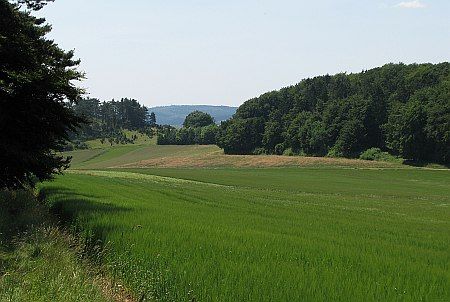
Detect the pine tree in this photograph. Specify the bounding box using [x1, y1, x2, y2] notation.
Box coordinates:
[0, 0, 84, 189]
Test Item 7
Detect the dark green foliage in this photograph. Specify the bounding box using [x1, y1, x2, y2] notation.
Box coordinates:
[15, 0, 53, 10]
[148, 112, 157, 127]
[359, 148, 400, 162]
[157, 111, 218, 145]
[0, 190, 39, 243]
[286, 111, 328, 156]
[262, 113, 284, 153]
[200, 124, 219, 144]
[71, 98, 150, 141]
[0, 0, 84, 189]
[183, 111, 214, 128]
[217, 63, 450, 163]
[157, 126, 177, 145]
[157, 124, 219, 145]
[216, 118, 264, 154]
[383, 100, 428, 160]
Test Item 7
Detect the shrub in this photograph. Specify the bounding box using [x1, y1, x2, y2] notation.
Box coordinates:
[327, 146, 344, 158]
[274, 143, 285, 155]
[62, 143, 74, 151]
[359, 148, 383, 160]
[359, 148, 401, 163]
[282, 148, 295, 156]
[73, 140, 88, 150]
[253, 148, 267, 155]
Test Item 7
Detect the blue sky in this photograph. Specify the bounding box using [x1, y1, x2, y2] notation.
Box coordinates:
[37, 0, 449, 107]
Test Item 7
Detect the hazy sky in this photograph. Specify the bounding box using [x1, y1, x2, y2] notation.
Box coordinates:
[36, 0, 449, 107]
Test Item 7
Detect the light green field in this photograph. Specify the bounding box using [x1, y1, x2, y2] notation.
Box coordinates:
[68, 145, 221, 169]
[84, 130, 156, 149]
[40, 145, 450, 301]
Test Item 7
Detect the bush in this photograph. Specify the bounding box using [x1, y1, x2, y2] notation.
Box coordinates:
[73, 140, 88, 150]
[359, 148, 383, 160]
[359, 148, 401, 163]
[253, 148, 267, 155]
[61, 143, 74, 151]
[274, 143, 285, 155]
[282, 148, 295, 156]
[326, 146, 344, 158]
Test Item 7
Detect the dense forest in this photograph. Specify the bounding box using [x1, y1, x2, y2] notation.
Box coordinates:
[157, 111, 219, 145]
[217, 63, 450, 164]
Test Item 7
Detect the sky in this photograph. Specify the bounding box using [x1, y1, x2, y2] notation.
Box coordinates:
[36, 0, 449, 107]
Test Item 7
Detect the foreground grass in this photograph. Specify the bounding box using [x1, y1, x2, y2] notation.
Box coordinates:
[0, 191, 110, 302]
[41, 168, 450, 301]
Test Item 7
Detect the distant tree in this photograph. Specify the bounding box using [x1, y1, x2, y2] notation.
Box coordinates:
[199, 125, 219, 145]
[183, 111, 214, 128]
[71, 97, 150, 141]
[149, 112, 157, 127]
[157, 125, 177, 145]
[422, 84, 450, 163]
[384, 101, 428, 161]
[262, 114, 284, 153]
[0, 0, 84, 189]
[216, 118, 264, 154]
[286, 111, 328, 156]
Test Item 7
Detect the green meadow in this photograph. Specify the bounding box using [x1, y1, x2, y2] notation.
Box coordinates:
[39, 146, 450, 301]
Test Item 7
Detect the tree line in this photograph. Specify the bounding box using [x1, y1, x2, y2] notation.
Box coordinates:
[68, 98, 156, 145]
[157, 111, 219, 145]
[217, 63, 449, 164]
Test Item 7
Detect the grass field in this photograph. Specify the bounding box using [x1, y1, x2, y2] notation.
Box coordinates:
[67, 144, 406, 170]
[84, 130, 156, 149]
[39, 146, 450, 301]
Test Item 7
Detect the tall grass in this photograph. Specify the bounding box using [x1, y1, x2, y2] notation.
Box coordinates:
[0, 191, 109, 302]
[40, 168, 450, 301]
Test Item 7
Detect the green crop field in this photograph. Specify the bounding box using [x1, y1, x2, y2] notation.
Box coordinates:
[40, 146, 450, 301]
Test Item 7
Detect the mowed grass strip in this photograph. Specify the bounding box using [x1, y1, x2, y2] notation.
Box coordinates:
[41, 168, 450, 301]
[69, 145, 221, 169]
[65, 144, 405, 171]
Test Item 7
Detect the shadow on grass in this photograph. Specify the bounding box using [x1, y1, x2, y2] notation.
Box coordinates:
[402, 159, 449, 169]
[40, 186, 130, 217]
[39, 186, 132, 242]
[0, 190, 45, 247]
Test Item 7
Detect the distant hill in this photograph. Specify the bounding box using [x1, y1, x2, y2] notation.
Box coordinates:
[149, 105, 237, 126]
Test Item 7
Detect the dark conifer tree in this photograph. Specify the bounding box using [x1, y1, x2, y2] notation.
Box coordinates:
[0, 0, 84, 189]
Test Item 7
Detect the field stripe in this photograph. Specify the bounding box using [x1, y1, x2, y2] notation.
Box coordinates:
[67, 170, 234, 189]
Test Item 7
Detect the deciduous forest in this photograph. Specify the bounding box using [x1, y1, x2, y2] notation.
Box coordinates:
[217, 63, 449, 163]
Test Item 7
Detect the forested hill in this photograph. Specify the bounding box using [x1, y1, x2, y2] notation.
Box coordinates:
[149, 105, 237, 126]
[217, 63, 450, 164]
